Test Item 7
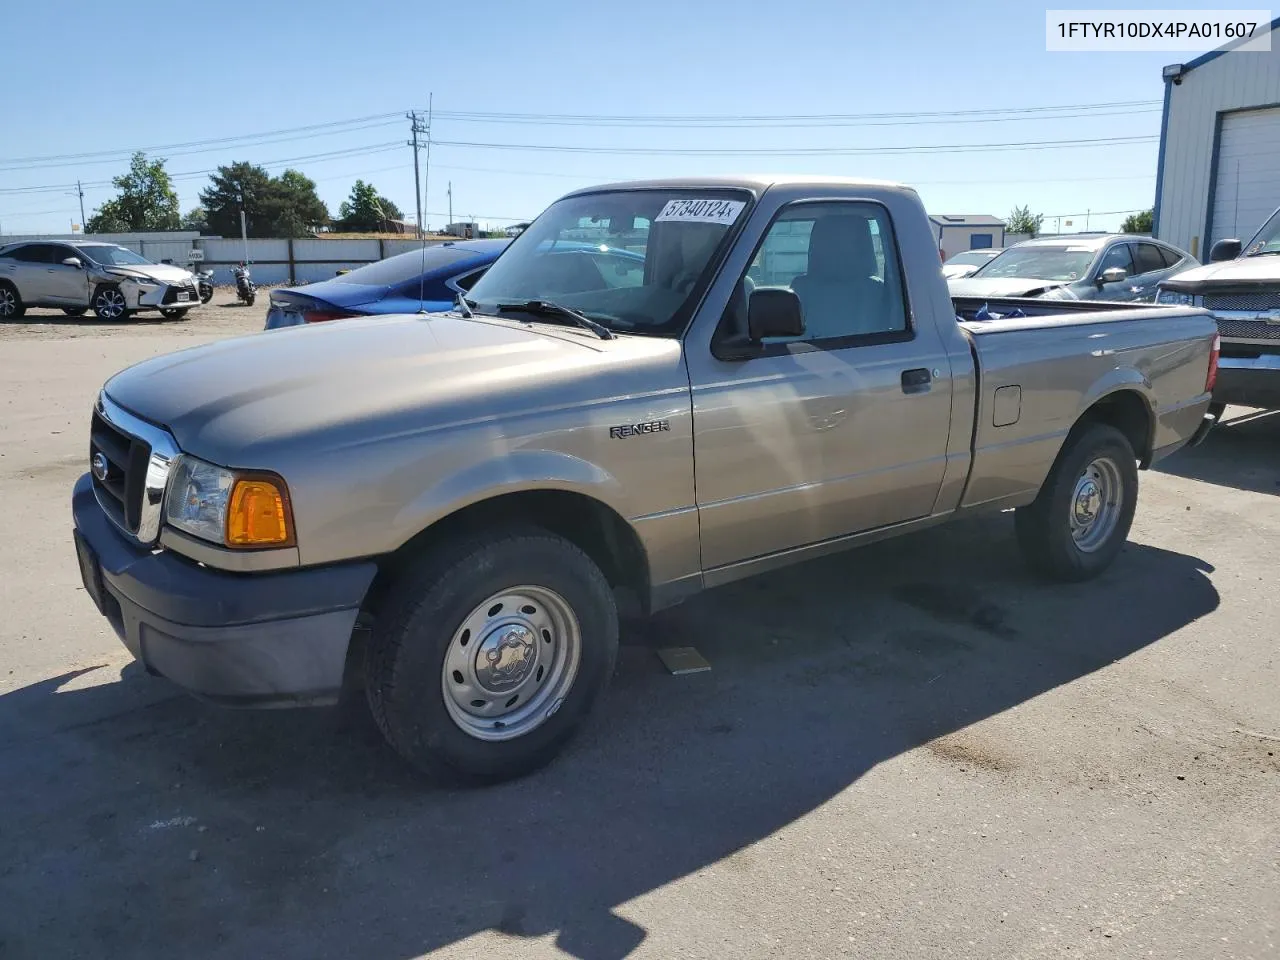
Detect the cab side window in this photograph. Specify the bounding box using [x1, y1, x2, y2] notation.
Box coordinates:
[744, 201, 909, 344]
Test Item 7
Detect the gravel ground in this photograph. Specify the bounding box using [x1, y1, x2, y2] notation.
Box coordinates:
[0, 308, 1277, 960]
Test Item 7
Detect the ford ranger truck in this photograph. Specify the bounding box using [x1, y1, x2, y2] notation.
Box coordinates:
[1156, 204, 1280, 412]
[71, 176, 1220, 782]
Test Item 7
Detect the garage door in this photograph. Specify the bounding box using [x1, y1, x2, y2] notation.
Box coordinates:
[1210, 106, 1280, 246]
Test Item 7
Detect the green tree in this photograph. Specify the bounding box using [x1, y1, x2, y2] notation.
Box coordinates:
[180, 206, 208, 232]
[85, 152, 180, 233]
[269, 169, 329, 238]
[337, 179, 403, 231]
[1121, 209, 1154, 234]
[1007, 205, 1045, 238]
[200, 162, 276, 237]
[199, 163, 328, 238]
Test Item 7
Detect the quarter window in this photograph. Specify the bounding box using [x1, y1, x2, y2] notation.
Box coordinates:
[743, 201, 908, 343]
[1134, 243, 1166, 275]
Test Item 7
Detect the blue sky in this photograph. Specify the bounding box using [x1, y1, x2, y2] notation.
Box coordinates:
[0, 0, 1223, 236]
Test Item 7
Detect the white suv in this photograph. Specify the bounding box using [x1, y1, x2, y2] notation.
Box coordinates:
[0, 241, 200, 321]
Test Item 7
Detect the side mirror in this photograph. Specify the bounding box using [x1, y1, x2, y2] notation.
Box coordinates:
[748, 288, 805, 341]
[1209, 238, 1242, 262]
[61, 256, 82, 269]
[1097, 266, 1128, 285]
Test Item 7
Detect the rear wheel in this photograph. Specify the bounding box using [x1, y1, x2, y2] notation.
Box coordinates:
[62, 307, 87, 317]
[1015, 423, 1138, 581]
[0, 283, 24, 319]
[92, 285, 129, 321]
[366, 529, 618, 783]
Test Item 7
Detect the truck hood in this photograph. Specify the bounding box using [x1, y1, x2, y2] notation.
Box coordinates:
[103, 312, 680, 466]
[1160, 256, 1280, 291]
[947, 276, 1070, 298]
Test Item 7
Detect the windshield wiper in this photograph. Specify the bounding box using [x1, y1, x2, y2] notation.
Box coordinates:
[456, 294, 476, 317]
[1246, 249, 1280, 257]
[495, 299, 615, 340]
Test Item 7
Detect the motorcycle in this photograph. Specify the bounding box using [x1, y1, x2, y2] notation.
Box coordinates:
[195, 268, 215, 304]
[233, 263, 256, 307]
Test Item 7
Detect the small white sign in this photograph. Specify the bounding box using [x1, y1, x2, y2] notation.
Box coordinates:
[655, 199, 745, 225]
[185, 249, 205, 262]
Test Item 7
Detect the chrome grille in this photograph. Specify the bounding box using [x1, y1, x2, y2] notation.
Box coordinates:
[1216, 318, 1280, 341]
[89, 394, 181, 545]
[1203, 292, 1280, 312]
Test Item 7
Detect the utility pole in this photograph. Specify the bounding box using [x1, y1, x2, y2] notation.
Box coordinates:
[447, 181, 453, 230]
[408, 110, 428, 239]
[75, 180, 86, 231]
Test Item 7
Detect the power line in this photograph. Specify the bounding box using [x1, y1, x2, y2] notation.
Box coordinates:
[428, 99, 1162, 124]
[0, 112, 405, 167]
[430, 134, 1158, 157]
[430, 106, 1159, 129]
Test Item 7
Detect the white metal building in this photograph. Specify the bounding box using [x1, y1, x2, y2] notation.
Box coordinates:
[928, 214, 1006, 260]
[1154, 17, 1280, 259]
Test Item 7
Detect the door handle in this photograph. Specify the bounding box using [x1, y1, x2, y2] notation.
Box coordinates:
[901, 368, 932, 394]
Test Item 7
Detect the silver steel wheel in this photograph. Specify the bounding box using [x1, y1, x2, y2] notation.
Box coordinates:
[1069, 456, 1124, 553]
[95, 288, 126, 320]
[0, 287, 16, 317]
[441, 585, 582, 742]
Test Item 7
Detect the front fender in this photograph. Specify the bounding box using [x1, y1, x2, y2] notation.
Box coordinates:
[390, 449, 626, 552]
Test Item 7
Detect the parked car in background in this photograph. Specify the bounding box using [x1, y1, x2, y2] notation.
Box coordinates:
[1156, 204, 1280, 410]
[265, 238, 649, 331]
[0, 241, 200, 320]
[948, 234, 1195, 302]
[942, 248, 1003, 280]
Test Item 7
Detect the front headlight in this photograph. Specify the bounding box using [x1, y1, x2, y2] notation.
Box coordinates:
[165, 455, 294, 548]
[112, 272, 156, 287]
[1156, 288, 1194, 306]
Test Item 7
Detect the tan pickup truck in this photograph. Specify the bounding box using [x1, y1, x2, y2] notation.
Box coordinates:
[72, 176, 1220, 782]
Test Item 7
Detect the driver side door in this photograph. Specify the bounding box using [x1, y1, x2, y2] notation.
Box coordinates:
[1091, 242, 1140, 301]
[43, 245, 92, 305]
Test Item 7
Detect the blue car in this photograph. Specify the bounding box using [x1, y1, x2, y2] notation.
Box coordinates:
[264, 238, 647, 330]
[264, 239, 509, 330]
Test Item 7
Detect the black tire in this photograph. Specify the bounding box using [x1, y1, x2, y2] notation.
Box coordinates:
[0, 282, 24, 319]
[160, 307, 189, 320]
[199, 283, 214, 304]
[366, 528, 618, 783]
[1015, 423, 1138, 582]
[244, 289, 256, 306]
[92, 285, 130, 321]
[62, 307, 87, 317]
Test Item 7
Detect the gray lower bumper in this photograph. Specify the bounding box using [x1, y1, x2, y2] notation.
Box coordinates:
[72, 473, 377, 707]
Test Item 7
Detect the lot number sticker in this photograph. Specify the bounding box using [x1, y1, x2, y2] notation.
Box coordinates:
[655, 199, 745, 225]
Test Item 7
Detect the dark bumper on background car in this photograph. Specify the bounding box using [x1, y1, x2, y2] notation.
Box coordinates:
[72, 474, 376, 706]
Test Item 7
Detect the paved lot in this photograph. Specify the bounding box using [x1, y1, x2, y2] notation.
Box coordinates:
[1, 302, 1278, 959]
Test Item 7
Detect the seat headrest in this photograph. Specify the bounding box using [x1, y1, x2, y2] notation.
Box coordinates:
[807, 216, 877, 280]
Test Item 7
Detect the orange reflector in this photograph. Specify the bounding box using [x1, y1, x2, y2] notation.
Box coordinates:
[226, 477, 292, 547]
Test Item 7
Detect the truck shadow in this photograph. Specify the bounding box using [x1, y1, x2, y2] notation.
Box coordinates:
[0, 516, 1218, 960]
[1156, 407, 1280, 496]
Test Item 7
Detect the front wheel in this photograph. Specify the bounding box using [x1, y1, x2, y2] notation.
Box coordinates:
[92, 285, 129, 321]
[0, 283, 24, 319]
[366, 529, 618, 783]
[1015, 423, 1138, 581]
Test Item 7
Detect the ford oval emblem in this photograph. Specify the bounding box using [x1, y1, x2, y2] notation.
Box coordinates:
[91, 452, 109, 482]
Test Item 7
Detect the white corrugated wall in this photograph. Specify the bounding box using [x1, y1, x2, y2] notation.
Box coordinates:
[1156, 32, 1280, 259]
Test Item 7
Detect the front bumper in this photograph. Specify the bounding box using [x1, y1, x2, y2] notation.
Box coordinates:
[125, 280, 199, 309]
[72, 473, 377, 706]
[1213, 355, 1280, 410]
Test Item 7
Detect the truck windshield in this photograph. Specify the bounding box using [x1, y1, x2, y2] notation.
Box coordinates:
[1244, 209, 1280, 256]
[465, 189, 751, 336]
[972, 245, 1095, 281]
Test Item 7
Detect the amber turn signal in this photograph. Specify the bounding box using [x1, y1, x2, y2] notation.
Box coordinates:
[226, 476, 294, 547]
